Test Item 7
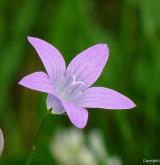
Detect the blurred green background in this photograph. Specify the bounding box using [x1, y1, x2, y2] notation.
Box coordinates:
[0, 0, 160, 164]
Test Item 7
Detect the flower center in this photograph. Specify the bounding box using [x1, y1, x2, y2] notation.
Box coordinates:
[58, 74, 85, 101]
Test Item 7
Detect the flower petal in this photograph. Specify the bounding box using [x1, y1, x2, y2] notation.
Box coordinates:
[19, 72, 55, 95]
[66, 44, 109, 87]
[0, 129, 4, 155]
[27, 37, 66, 85]
[47, 94, 65, 114]
[75, 87, 136, 110]
[61, 101, 88, 128]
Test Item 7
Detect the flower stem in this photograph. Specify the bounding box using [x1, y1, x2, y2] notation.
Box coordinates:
[26, 113, 50, 165]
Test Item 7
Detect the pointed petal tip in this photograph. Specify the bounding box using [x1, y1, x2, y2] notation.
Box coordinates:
[71, 114, 88, 129]
[130, 101, 137, 109]
[117, 95, 136, 110]
[18, 77, 29, 87]
[72, 121, 87, 129]
[18, 72, 56, 95]
[74, 119, 88, 129]
[61, 101, 88, 129]
[68, 116, 87, 129]
[75, 125, 86, 129]
[94, 43, 109, 58]
[104, 44, 109, 54]
[125, 99, 136, 110]
[18, 77, 30, 88]
[27, 36, 41, 43]
[76, 87, 136, 110]
[18, 78, 24, 86]
[27, 36, 35, 42]
[27, 36, 31, 40]
[95, 43, 109, 50]
[101, 43, 108, 47]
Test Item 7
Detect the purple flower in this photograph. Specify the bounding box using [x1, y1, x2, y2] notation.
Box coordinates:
[19, 37, 136, 128]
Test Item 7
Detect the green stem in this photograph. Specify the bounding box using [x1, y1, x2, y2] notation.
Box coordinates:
[26, 113, 50, 165]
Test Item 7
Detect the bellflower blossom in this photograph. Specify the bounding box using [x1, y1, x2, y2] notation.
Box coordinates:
[19, 37, 136, 128]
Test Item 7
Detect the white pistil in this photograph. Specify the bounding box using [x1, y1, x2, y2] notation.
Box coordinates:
[72, 75, 85, 86]
[59, 74, 85, 100]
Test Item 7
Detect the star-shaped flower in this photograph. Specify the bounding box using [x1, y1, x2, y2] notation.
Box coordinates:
[19, 37, 136, 128]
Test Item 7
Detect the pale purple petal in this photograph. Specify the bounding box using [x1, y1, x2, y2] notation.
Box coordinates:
[61, 101, 88, 128]
[47, 94, 65, 114]
[27, 37, 66, 85]
[75, 87, 136, 110]
[0, 129, 4, 155]
[19, 72, 55, 95]
[66, 44, 109, 87]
